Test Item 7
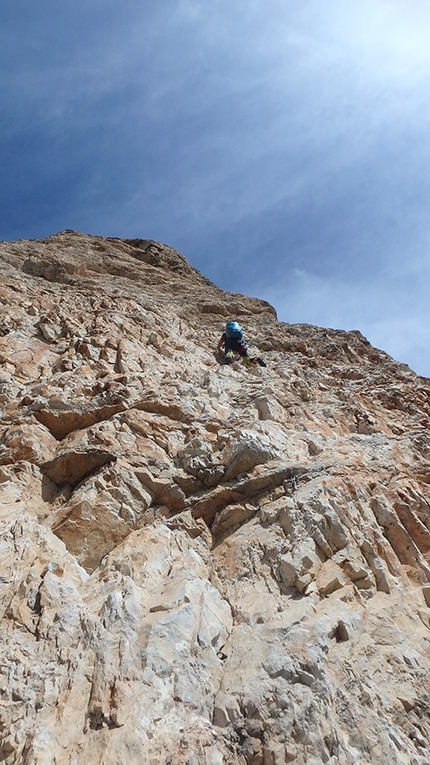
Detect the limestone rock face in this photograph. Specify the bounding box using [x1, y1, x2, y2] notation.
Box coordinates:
[1, 230, 430, 764]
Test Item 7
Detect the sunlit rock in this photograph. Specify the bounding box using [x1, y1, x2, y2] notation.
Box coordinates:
[0, 230, 430, 764]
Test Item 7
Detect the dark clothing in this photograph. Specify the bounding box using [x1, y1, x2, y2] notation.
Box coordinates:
[216, 329, 267, 368]
[221, 332, 249, 356]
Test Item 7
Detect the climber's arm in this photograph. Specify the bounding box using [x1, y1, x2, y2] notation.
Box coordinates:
[216, 334, 225, 353]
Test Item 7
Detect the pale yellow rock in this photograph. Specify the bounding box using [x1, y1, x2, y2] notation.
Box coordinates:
[0, 231, 430, 764]
[422, 583, 430, 607]
[316, 559, 349, 595]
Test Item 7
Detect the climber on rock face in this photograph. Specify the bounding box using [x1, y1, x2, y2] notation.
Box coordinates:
[216, 321, 266, 367]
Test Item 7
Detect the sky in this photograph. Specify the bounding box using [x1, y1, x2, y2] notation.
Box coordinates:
[2, 0, 430, 376]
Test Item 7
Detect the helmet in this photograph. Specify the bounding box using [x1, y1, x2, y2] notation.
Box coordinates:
[225, 321, 243, 339]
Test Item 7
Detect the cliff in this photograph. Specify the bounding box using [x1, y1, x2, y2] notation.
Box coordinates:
[1, 231, 430, 764]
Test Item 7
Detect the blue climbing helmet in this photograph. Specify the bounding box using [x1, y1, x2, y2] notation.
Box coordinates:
[225, 321, 243, 340]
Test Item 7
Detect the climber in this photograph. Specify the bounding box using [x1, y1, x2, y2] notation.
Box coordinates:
[216, 321, 266, 367]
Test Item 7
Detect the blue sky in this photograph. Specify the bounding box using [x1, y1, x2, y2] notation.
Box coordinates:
[2, 1, 430, 375]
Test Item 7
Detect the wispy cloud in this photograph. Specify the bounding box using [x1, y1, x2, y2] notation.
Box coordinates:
[1, 0, 430, 373]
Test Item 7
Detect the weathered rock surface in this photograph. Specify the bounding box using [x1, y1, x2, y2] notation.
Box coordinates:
[1, 230, 430, 764]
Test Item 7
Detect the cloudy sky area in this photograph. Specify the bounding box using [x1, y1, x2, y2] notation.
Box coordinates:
[2, 0, 430, 374]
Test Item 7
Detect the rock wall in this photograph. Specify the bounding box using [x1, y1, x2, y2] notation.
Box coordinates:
[1, 231, 430, 764]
